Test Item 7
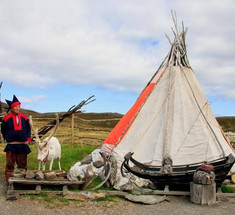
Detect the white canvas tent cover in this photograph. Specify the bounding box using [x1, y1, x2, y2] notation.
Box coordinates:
[100, 14, 235, 189]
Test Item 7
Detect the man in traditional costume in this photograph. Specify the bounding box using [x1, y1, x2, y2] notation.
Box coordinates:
[1, 95, 31, 183]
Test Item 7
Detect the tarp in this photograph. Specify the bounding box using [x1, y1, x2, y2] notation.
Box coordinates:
[112, 67, 234, 166]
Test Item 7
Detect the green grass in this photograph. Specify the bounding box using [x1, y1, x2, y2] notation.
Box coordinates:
[221, 185, 235, 193]
[0, 143, 96, 177]
[22, 193, 70, 207]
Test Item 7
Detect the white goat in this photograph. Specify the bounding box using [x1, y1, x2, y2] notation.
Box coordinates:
[29, 114, 61, 171]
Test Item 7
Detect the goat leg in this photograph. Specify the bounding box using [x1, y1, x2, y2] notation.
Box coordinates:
[57, 158, 61, 170]
[42, 162, 46, 171]
[49, 159, 54, 170]
[38, 161, 41, 170]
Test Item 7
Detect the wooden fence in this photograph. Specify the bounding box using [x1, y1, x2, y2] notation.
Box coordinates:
[28, 114, 120, 146]
[0, 113, 121, 146]
[1, 114, 235, 148]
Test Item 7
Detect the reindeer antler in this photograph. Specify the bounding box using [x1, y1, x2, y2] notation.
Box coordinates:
[45, 113, 59, 145]
[29, 115, 40, 143]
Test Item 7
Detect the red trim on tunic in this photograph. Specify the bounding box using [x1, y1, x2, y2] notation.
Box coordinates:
[21, 114, 28, 121]
[11, 112, 22, 130]
[3, 114, 12, 122]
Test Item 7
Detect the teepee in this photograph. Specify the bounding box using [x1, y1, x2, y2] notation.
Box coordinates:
[100, 13, 235, 190]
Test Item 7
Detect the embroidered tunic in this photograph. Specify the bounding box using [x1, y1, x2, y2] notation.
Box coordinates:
[1, 112, 31, 154]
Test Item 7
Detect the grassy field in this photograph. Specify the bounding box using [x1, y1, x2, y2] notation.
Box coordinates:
[0, 110, 120, 180]
[0, 102, 121, 182]
[25, 111, 121, 146]
[0, 143, 97, 179]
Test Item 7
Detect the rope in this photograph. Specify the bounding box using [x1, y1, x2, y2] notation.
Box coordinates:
[179, 65, 225, 157]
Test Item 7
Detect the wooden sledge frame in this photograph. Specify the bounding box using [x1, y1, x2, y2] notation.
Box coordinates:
[7, 177, 84, 195]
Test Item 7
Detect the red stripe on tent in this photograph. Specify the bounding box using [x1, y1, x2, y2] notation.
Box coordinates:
[104, 83, 156, 146]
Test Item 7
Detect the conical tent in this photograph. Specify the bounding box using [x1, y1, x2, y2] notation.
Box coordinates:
[100, 15, 235, 190]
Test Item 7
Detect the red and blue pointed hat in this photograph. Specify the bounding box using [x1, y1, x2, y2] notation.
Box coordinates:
[6, 95, 21, 111]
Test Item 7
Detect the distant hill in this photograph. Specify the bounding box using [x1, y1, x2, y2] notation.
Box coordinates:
[216, 117, 235, 132]
[0, 102, 123, 128]
[1, 102, 235, 132]
[1, 102, 40, 116]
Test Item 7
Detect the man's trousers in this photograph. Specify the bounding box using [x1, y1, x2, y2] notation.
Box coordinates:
[5, 150, 27, 183]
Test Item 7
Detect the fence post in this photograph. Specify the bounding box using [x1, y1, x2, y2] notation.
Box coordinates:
[71, 113, 74, 145]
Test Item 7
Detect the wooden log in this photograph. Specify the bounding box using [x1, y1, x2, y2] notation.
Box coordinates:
[7, 190, 63, 195]
[153, 190, 190, 196]
[190, 182, 216, 205]
[32, 170, 66, 174]
[8, 178, 84, 185]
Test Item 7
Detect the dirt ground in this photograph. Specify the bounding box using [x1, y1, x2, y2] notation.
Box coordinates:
[0, 179, 234, 215]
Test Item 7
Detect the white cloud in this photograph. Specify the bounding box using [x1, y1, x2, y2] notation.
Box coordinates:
[0, 0, 234, 100]
[18, 95, 47, 109]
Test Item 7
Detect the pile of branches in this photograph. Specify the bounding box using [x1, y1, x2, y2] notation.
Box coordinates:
[165, 11, 190, 67]
[35, 95, 95, 139]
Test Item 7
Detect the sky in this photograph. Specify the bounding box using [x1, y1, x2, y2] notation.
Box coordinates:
[0, 0, 235, 116]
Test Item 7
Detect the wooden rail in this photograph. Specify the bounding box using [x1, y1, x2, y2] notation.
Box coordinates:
[24, 115, 119, 146]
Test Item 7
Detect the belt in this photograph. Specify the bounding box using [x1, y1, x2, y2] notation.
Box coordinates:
[7, 142, 28, 144]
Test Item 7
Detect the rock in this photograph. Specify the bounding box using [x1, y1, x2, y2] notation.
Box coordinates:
[125, 194, 168, 205]
[14, 168, 26, 174]
[25, 171, 35, 179]
[44, 172, 57, 180]
[231, 174, 235, 184]
[6, 193, 19, 201]
[92, 149, 104, 168]
[35, 171, 44, 180]
[56, 172, 67, 178]
[64, 191, 106, 201]
[223, 179, 231, 185]
[81, 154, 92, 165]
[92, 160, 104, 168]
